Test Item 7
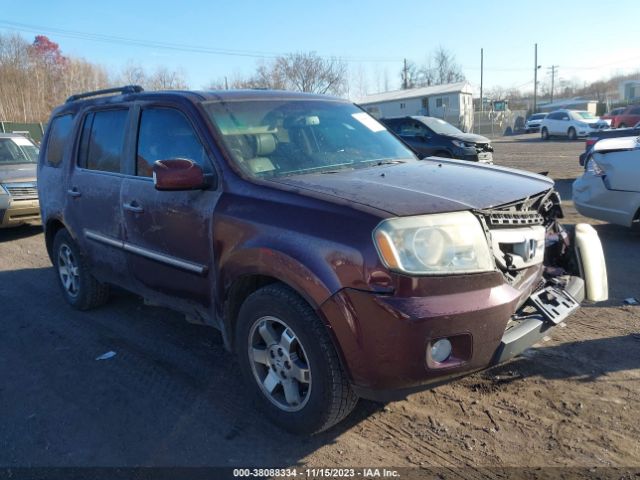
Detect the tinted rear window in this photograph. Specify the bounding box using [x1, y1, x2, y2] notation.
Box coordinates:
[78, 109, 128, 173]
[45, 114, 73, 167]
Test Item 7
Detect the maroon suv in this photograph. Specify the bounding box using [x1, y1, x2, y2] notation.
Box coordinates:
[38, 86, 607, 434]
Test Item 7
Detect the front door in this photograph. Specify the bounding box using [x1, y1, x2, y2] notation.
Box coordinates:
[120, 104, 220, 316]
[65, 107, 132, 286]
[397, 119, 436, 156]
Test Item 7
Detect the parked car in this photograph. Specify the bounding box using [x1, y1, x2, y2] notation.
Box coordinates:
[380, 116, 494, 163]
[540, 109, 609, 140]
[0, 133, 41, 228]
[602, 105, 640, 128]
[600, 107, 626, 127]
[39, 86, 608, 434]
[524, 113, 547, 133]
[578, 121, 640, 166]
[574, 136, 640, 228]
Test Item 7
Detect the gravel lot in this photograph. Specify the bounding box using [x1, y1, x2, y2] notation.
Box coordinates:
[1, 134, 638, 470]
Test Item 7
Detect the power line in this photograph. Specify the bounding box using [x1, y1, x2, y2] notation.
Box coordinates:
[0, 20, 401, 63]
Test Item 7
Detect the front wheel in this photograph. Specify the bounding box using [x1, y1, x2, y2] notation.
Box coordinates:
[541, 127, 549, 140]
[568, 127, 577, 140]
[52, 229, 110, 310]
[236, 284, 358, 434]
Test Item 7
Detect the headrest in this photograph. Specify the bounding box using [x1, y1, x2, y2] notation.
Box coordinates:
[253, 133, 276, 156]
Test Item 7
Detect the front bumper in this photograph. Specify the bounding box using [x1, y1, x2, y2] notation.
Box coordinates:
[455, 147, 493, 164]
[320, 273, 584, 401]
[0, 196, 41, 228]
[573, 175, 640, 227]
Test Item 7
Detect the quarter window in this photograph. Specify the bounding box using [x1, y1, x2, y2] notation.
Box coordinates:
[78, 109, 128, 173]
[136, 108, 207, 177]
[45, 114, 73, 167]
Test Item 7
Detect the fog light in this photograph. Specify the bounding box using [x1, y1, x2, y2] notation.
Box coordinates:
[431, 338, 452, 363]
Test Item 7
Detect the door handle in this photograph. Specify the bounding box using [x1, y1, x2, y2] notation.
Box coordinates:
[123, 201, 144, 214]
[67, 188, 81, 198]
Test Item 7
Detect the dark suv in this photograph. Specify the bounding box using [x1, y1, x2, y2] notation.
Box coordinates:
[381, 116, 493, 163]
[38, 86, 607, 434]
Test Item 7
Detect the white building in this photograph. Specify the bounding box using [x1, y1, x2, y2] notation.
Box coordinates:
[619, 80, 640, 102]
[355, 81, 474, 131]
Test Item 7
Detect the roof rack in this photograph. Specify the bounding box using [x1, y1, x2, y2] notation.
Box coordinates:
[66, 85, 144, 103]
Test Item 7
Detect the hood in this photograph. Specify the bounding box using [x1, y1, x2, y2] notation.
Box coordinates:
[446, 132, 491, 144]
[270, 159, 553, 216]
[0, 163, 37, 184]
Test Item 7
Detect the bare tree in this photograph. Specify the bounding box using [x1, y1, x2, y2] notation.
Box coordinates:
[271, 52, 347, 95]
[146, 66, 188, 90]
[400, 47, 465, 89]
[433, 46, 465, 84]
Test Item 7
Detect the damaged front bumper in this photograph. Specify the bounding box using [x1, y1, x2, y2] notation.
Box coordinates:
[320, 272, 585, 402]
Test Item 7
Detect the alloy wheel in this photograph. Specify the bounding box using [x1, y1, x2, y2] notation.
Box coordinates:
[248, 316, 312, 412]
[57, 243, 80, 298]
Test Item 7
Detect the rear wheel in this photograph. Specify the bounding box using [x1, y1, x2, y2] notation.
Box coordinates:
[541, 127, 549, 140]
[53, 229, 110, 310]
[568, 127, 577, 141]
[236, 284, 357, 434]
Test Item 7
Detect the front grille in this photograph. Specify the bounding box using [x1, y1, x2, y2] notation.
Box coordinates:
[5, 182, 38, 199]
[486, 211, 544, 227]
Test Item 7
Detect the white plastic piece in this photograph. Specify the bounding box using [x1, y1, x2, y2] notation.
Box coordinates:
[574, 223, 609, 302]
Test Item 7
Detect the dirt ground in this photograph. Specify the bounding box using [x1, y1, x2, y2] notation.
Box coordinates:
[1, 134, 638, 471]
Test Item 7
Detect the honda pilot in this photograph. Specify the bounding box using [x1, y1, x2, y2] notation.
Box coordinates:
[38, 86, 608, 434]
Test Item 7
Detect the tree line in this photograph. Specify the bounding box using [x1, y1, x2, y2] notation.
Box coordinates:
[0, 33, 188, 122]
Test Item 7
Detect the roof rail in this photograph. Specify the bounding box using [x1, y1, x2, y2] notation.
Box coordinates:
[66, 85, 144, 103]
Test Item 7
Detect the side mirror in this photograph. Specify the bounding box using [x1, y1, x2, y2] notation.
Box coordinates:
[152, 158, 209, 191]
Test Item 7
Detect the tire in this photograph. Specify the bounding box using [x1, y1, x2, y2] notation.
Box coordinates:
[52, 229, 110, 310]
[568, 127, 577, 141]
[236, 283, 358, 434]
[541, 127, 549, 140]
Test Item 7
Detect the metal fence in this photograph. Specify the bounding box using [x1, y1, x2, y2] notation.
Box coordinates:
[472, 110, 528, 137]
[0, 121, 45, 143]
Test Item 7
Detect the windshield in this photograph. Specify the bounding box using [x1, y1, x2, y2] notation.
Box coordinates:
[530, 114, 546, 120]
[418, 117, 464, 135]
[575, 111, 598, 120]
[0, 137, 39, 164]
[203, 99, 415, 178]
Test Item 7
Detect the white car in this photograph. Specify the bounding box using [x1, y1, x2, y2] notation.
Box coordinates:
[524, 113, 547, 132]
[573, 136, 640, 228]
[540, 109, 609, 140]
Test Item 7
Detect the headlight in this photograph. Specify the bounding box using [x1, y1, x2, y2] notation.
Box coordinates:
[373, 211, 494, 275]
[452, 140, 473, 148]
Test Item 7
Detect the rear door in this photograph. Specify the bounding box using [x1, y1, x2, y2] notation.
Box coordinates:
[64, 107, 133, 286]
[120, 102, 220, 314]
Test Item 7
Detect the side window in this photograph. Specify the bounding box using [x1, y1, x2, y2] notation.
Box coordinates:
[399, 121, 428, 137]
[78, 109, 128, 173]
[629, 107, 640, 115]
[136, 108, 207, 178]
[45, 114, 73, 167]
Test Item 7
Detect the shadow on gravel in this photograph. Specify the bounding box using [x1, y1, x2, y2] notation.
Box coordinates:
[506, 137, 583, 144]
[485, 334, 640, 384]
[0, 266, 382, 467]
[0, 224, 42, 242]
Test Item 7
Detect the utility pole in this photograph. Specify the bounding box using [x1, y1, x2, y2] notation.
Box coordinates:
[224, 76, 229, 90]
[480, 48, 484, 116]
[402, 58, 408, 89]
[548, 65, 559, 103]
[533, 43, 540, 113]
